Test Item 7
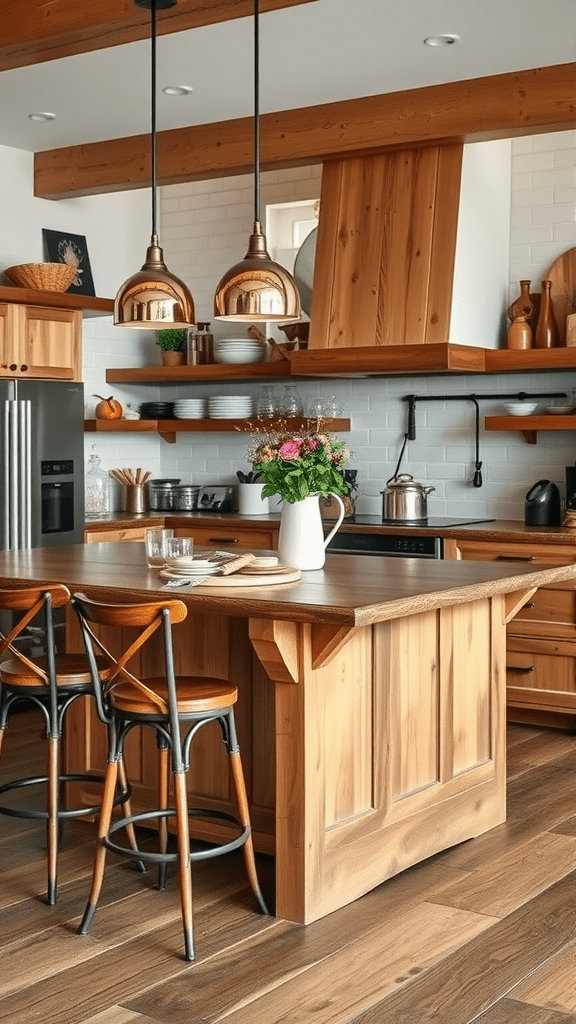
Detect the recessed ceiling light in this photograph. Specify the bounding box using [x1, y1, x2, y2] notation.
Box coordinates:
[162, 85, 193, 96]
[423, 34, 460, 47]
[28, 111, 56, 121]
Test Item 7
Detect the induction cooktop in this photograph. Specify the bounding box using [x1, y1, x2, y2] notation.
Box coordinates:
[352, 516, 496, 529]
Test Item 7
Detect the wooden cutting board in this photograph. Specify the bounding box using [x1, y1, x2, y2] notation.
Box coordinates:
[545, 247, 576, 345]
[194, 567, 302, 588]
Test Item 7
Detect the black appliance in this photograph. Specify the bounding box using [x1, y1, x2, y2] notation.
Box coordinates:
[326, 517, 496, 559]
[524, 480, 561, 526]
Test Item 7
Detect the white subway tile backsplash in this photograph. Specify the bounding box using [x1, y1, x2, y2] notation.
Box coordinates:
[513, 151, 555, 173]
[512, 188, 555, 208]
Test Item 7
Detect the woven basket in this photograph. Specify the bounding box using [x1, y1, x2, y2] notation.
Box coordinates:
[4, 262, 77, 292]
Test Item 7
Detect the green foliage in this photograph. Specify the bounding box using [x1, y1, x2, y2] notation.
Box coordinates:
[156, 329, 187, 351]
[247, 426, 353, 504]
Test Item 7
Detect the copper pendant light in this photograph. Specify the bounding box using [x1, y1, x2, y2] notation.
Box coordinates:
[214, 0, 301, 322]
[114, 0, 195, 329]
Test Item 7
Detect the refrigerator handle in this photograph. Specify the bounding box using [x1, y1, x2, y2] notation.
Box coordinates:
[8, 400, 19, 550]
[20, 400, 32, 549]
[2, 401, 9, 549]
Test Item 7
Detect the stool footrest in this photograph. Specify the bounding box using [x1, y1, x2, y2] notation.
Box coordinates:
[105, 806, 251, 865]
[0, 773, 131, 821]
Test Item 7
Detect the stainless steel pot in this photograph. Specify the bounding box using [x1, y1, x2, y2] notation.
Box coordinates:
[381, 474, 435, 522]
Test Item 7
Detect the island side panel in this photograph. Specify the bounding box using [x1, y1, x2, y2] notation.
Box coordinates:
[269, 595, 507, 924]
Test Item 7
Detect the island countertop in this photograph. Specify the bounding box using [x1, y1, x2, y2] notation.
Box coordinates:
[1, 541, 574, 925]
[0, 541, 573, 626]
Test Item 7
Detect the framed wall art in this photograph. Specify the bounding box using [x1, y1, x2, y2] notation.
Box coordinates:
[42, 229, 96, 295]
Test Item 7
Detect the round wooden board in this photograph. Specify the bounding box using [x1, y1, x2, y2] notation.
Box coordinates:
[545, 247, 576, 345]
[194, 567, 302, 588]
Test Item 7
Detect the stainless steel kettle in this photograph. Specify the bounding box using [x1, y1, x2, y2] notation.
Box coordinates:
[381, 473, 435, 522]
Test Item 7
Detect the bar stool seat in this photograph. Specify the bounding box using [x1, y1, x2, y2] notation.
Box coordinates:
[72, 592, 270, 962]
[0, 585, 130, 906]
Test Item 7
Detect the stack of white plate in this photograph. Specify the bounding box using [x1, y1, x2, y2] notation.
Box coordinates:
[173, 398, 207, 419]
[213, 338, 268, 365]
[207, 395, 254, 419]
[159, 552, 235, 580]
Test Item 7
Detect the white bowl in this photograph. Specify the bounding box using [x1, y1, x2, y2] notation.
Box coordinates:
[502, 402, 538, 416]
[545, 403, 574, 415]
[214, 350, 266, 364]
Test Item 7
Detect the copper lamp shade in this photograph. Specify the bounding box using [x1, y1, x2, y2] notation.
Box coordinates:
[214, 0, 301, 323]
[214, 223, 300, 321]
[115, 237, 194, 328]
[115, 0, 194, 329]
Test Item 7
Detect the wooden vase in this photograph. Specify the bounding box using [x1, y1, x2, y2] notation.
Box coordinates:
[535, 280, 559, 349]
[506, 317, 532, 350]
[507, 280, 535, 324]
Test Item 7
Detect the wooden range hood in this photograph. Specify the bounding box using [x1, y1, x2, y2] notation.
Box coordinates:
[32, 60, 576, 378]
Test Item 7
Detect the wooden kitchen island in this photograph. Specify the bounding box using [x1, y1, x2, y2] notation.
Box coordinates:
[0, 542, 573, 925]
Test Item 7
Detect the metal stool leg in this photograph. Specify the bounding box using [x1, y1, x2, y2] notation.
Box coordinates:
[157, 743, 170, 890]
[46, 735, 60, 906]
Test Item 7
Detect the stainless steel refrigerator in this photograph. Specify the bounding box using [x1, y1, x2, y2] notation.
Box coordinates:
[1, 380, 85, 551]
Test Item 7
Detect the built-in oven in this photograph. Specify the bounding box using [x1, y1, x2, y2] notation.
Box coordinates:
[327, 532, 443, 558]
[326, 516, 495, 559]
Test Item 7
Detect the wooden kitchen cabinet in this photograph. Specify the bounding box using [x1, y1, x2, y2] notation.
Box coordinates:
[85, 519, 278, 550]
[174, 523, 277, 550]
[452, 537, 576, 728]
[84, 525, 149, 543]
[0, 302, 81, 380]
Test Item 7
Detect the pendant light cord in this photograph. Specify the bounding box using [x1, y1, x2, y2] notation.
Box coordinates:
[150, 0, 158, 239]
[253, 0, 261, 226]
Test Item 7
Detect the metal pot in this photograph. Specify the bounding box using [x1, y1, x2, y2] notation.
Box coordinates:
[381, 474, 435, 522]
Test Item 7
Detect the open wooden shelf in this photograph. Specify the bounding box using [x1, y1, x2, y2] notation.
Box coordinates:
[106, 361, 292, 384]
[485, 414, 576, 444]
[85, 416, 351, 444]
[0, 286, 114, 318]
[105, 346, 576, 383]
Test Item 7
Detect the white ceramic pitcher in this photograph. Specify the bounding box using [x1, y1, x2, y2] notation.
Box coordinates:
[277, 493, 345, 570]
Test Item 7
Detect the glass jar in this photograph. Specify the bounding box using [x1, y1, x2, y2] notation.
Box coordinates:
[85, 449, 109, 519]
[279, 385, 304, 418]
[256, 385, 279, 418]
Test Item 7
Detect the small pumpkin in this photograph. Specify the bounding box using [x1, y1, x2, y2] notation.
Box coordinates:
[93, 394, 123, 420]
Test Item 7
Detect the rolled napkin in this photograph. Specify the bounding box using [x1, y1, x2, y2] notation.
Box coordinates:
[218, 552, 257, 575]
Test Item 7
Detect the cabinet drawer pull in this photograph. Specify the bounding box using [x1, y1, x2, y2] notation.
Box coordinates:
[20, 364, 28, 372]
[9, 364, 17, 371]
[496, 554, 535, 561]
[208, 537, 239, 544]
[507, 664, 536, 673]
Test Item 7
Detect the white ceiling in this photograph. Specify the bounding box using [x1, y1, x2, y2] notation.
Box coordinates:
[1, 0, 575, 153]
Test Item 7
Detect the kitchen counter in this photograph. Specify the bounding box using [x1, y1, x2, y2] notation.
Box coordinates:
[85, 511, 576, 546]
[0, 542, 573, 924]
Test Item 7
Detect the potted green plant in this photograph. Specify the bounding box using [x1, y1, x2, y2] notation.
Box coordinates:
[156, 328, 188, 366]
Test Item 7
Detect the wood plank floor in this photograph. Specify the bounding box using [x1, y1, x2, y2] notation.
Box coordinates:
[0, 711, 575, 1024]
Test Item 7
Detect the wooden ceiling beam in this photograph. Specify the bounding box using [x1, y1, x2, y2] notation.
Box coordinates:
[34, 61, 576, 201]
[0, 0, 314, 71]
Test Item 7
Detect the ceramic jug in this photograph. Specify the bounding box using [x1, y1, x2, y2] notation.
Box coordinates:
[277, 493, 345, 570]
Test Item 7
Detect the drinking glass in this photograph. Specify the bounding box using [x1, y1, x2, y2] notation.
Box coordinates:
[166, 536, 193, 560]
[144, 527, 174, 568]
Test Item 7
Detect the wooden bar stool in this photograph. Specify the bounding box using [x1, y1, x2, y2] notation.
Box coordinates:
[72, 592, 270, 962]
[0, 584, 132, 905]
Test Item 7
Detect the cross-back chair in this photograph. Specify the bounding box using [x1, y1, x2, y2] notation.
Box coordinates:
[72, 592, 269, 962]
